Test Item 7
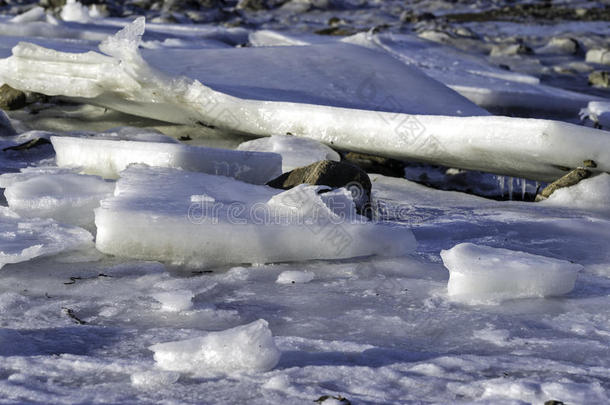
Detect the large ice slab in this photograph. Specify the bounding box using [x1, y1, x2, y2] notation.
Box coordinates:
[51, 135, 282, 183]
[441, 243, 582, 303]
[94, 165, 415, 268]
[0, 167, 114, 228]
[2, 19, 610, 181]
[149, 319, 281, 376]
[0, 207, 93, 269]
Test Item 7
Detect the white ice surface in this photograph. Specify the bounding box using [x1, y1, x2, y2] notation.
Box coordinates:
[276, 270, 315, 284]
[151, 290, 194, 312]
[1, 167, 114, 229]
[150, 319, 281, 376]
[441, 243, 582, 303]
[51, 135, 282, 183]
[94, 165, 416, 267]
[0, 207, 93, 269]
[237, 135, 340, 172]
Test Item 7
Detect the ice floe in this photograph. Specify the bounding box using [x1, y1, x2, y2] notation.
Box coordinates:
[150, 319, 281, 376]
[441, 243, 582, 303]
[94, 165, 415, 268]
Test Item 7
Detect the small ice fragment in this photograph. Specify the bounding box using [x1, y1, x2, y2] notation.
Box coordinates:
[276, 270, 315, 284]
[60, 0, 90, 22]
[130, 370, 180, 388]
[440, 243, 581, 302]
[150, 319, 281, 376]
[237, 135, 340, 172]
[263, 374, 291, 391]
[1, 170, 114, 228]
[10, 6, 46, 23]
[0, 207, 93, 269]
[152, 290, 194, 312]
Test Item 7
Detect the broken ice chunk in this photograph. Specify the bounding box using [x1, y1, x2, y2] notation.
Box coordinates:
[152, 290, 194, 312]
[94, 166, 415, 268]
[1, 168, 114, 228]
[51, 135, 282, 184]
[0, 207, 93, 269]
[440, 243, 581, 302]
[237, 135, 340, 172]
[276, 270, 315, 284]
[149, 319, 281, 376]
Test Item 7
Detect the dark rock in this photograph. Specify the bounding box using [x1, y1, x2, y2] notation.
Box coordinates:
[342, 151, 405, 178]
[315, 395, 351, 404]
[266, 160, 372, 216]
[39, 0, 67, 9]
[544, 401, 565, 405]
[0, 84, 26, 111]
[535, 166, 591, 201]
[588, 70, 610, 88]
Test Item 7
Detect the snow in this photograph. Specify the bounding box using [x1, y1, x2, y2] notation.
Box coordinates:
[60, 0, 90, 23]
[1, 167, 114, 228]
[583, 101, 610, 128]
[237, 135, 340, 172]
[0, 207, 93, 269]
[276, 270, 315, 284]
[441, 243, 582, 303]
[51, 135, 282, 183]
[543, 173, 610, 212]
[150, 319, 281, 376]
[95, 166, 416, 267]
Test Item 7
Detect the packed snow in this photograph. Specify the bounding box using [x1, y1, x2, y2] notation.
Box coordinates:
[0, 1, 609, 404]
[441, 243, 582, 303]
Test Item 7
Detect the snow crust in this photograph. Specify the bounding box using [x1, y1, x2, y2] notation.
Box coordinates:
[544, 173, 610, 212]
[441, 243, 582, 302]
[95, 166, 416, 267]
[237, 135, 340, 172]
[51, 135, 282, 183]
[150, 319, 281, 376]
[276, 270, 315, 284]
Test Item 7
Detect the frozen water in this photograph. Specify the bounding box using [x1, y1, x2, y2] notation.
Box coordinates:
[1, 167, 114, 228]
[237, 135, 340, 172]
[60, 0, 90, 23]
[583, 101, 610, 128]
[95, 166, 416, 267]
[51, 135, 282, 183]
[276, 270, 315, 284]
[0, 207, 92, 269]
[150, 319, 281, 376]
[441, 243, 582, 303]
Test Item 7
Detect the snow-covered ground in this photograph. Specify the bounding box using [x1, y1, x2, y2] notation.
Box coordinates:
[0, 1, 609, 404]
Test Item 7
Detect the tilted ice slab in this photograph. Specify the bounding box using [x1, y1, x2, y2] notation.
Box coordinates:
[51, 135, 282, 183]
[94, 165, 415, 268]
[441, 243, 582, 303]
[237, 135, 340, 172]
[0, 167, 114, 229]
[149, 319, 281, 376]
[2, 18, 610, 181]
[0, 207, 93, 269]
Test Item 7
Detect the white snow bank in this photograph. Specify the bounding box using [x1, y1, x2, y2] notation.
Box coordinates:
[441, 243, 581, 302]
[51, 135, 281, 183]
[152, 290, 194, 312]
[543, 173, 610, 212]
[0, 167, 114, 228]
[0, 207, 93, 269]
[237, 135, 340, 172]
[150, 319, 281, 376]
[94, 166, 415, 268]
[276, 270, 315, 284]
